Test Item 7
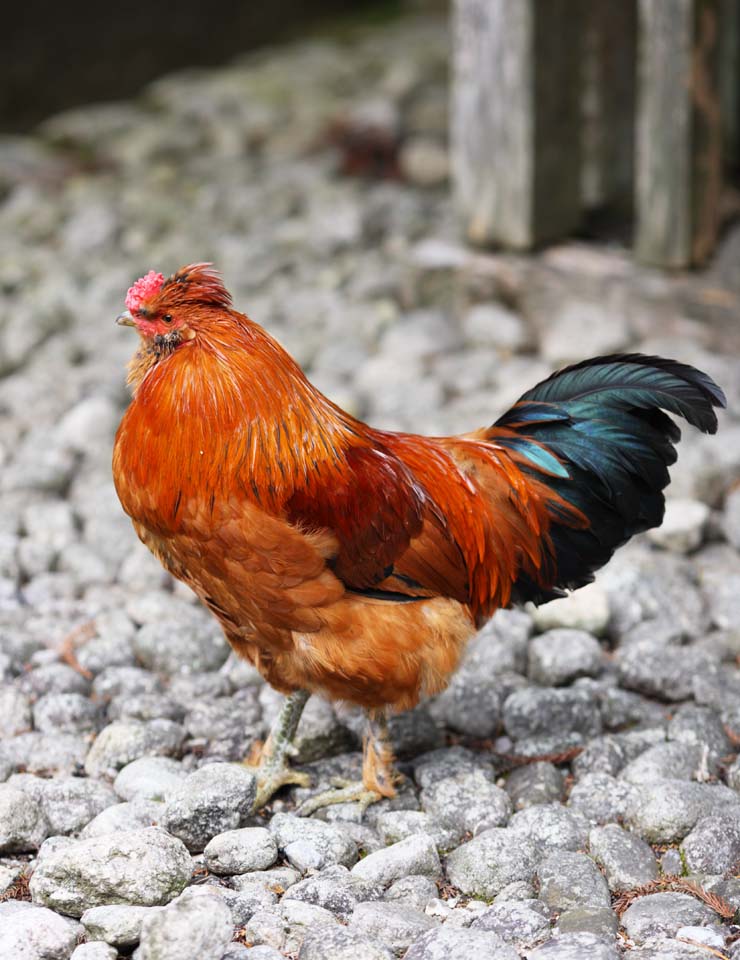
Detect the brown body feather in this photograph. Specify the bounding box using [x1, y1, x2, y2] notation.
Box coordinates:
[113, 266, 586, 712]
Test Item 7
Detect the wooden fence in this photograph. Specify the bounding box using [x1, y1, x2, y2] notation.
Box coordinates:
[452, 0, 739, 268]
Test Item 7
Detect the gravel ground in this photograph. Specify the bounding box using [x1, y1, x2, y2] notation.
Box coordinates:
[2, 12, 740, 960]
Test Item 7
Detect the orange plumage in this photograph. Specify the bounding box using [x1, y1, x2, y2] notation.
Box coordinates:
[113, 263, 724, 803]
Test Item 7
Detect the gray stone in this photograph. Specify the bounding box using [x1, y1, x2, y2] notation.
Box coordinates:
[504, 763, 564, 810]
[163, 762, 257, 852]
[725, 486, 740, 550]
[527, 932, 619, 959]
[588, 824, 658, 892]
[84, 720, 185, 778]
[0, 901, 80, 960]
[530, 582, 610, 636]
[568, 773, 638, 824]
[349, 901, 436, 956]
[493, 880, 537, 903]
[270, 812, 357, 869]
[9, 774, 117, 835]
[32, 692, 101, 734]
[92, 666, 162, 700]
[599, 687, 667, 731]
[351, 834, 440, 886]
[647, 498, 709, 553]
[231, 865, 300, 895]
[462, 302, 529, 353]
[0, 731, 87, 776]
[572, 736, 627, 779]
[223, 876, 279, 918]
[298, 924, 394, 960]
[404, 926, 519, 960]
[666, 703, 732, 760]
[281, 899, 341, 953]
[631, 939, 727, 960]
[81, 904, 154, 948]
[0, 784, 49, 852]
[183, 696, 255, 749]
[114, 756, 187, 801]
[137, 892, 233, 960]
[109, 693, 186, 724]
[509, 803, 590, 854]
[399, 137, 448, 187]
[676, 925, 728, 951]
[413, 746, 494, 791]
[601, 546, 707, 641]
[383, 875, 438, 913]
[616, 640, 715, 702]
[170, 671, 234, 705]
[133, 620, 230, 675]
[204, 827, 278, 875]
[429, 616, 531, 738]
[19, 663, 90, 698]
[177, 881, 265, 926]
[420, 769, 511, 836]
[728, 755, 740, 792]
[29, 827, 192, 916]
[80, 799, 165, 837]
[0, 684, 32, 736]
[239, 910, 286, 953]
[71, 945, 117, 960]
[680, 812, 740, 874]
[722, 549, 740, 621]
[471, 899, 550, 949]
[621, 892, 716, 944]
[528, 630, 603, 686]
[284, 864, 380, 919]
[661, 848, 685, 876]
[537, 852, 610, 911]
[502, 686, 601, 741]
[557, 907, 618, 938]
[445, 829, 539, 899]
[540, 298, 630, 367]
[373, 810, 456, 851]
[625, 780, 740, 843]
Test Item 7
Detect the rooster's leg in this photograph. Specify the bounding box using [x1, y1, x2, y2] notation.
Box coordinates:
[247, 689, 312, 810]
[296, 711, 397, 816]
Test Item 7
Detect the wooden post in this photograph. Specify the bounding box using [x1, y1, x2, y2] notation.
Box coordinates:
[720, 0, 739, 173]
[451, 0, 584, 250]
[581, 0, 637, 213]
[635, 0, 723, 267]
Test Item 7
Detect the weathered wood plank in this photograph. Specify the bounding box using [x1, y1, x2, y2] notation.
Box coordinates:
[451, 0, 583, 250]
[581, 0, 637, 213]
[720, 0, 739, 171]
[635, 0, 723, 267]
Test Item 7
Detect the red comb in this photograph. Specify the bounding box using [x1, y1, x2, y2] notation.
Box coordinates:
[125, 270, 164, 313]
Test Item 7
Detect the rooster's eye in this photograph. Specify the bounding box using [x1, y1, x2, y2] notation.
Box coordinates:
[163, 314, 173, 324]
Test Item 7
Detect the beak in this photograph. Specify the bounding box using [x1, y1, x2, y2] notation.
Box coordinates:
[116, 311, 136, 327]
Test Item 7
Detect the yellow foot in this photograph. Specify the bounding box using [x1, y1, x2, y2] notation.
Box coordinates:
[244, 758, 312, 811]
[295, 778, 383, 817]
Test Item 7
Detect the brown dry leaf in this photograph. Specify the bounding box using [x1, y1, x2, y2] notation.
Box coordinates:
[676, 937, 729, 959]
[613, 875, 735, 920]
[0, 871, 31, 903]
[57, 621, 95, 680]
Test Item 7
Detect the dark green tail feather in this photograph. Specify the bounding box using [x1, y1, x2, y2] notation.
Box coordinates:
[493, 354, 726, 606]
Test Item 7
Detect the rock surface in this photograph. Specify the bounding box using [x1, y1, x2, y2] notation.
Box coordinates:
[30, 827, 192, 916]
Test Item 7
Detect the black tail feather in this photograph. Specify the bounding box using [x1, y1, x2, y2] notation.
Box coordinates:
[497, 354, 726, 606]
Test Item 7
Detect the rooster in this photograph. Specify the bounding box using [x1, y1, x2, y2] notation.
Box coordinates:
[113, 263, 725, 812]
